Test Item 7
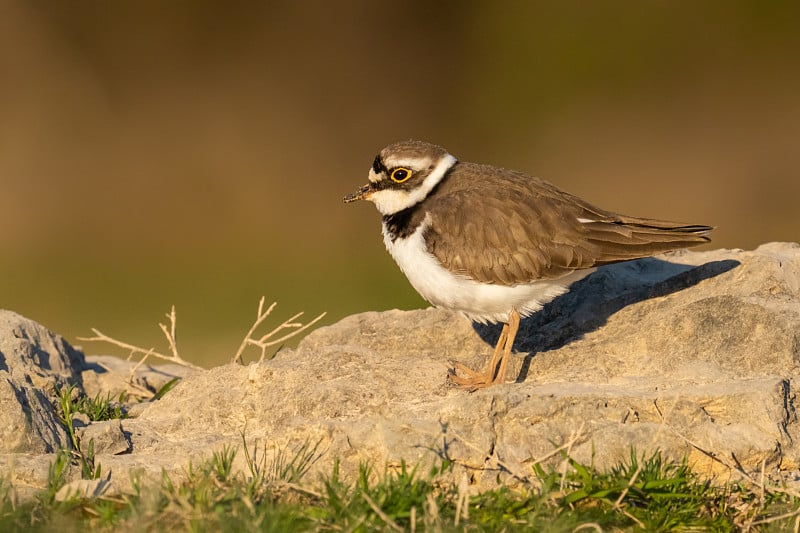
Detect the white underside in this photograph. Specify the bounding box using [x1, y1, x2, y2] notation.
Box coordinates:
[383, 215, 594, 324]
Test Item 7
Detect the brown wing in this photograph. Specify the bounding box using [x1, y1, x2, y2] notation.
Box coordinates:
[422, 163, 712, 285]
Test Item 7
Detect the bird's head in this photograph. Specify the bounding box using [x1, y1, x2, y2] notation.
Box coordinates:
[344, 140, 457, 215]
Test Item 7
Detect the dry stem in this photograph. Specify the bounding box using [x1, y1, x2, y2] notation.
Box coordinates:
[78, 305, 204, 372]
[231, 297, 326, 364]
[79, 298, 326, 377]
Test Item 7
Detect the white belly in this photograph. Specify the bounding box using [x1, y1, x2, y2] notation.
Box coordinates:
[382, 217, 593, 324]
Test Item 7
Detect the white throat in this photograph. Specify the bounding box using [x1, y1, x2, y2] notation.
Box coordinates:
[369, 154, 457, 215]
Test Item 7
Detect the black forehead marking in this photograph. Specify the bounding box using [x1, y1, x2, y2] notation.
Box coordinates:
[372, 155, 387, 174]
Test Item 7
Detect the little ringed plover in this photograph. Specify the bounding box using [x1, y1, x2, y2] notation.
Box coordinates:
[344, 140, 712, 390]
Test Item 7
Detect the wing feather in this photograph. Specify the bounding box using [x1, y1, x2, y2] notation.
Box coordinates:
[421, 162, 712, 285]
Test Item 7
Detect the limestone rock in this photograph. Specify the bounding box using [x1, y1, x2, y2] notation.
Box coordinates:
[130, 243, 800, 487]
[0, 453, 61, 501]
[0, 310, 83, 453]
[0, 310, 86, 390]
[55, 478, 113, 501]
[81, 354, 197, 401]
[77, 420, 131, 456]
[0, 377, 68, 453]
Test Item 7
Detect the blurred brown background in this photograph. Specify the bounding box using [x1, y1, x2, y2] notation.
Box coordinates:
[1, 1, 798, 366]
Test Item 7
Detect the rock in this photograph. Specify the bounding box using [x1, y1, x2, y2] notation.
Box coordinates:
[81, 354, 197, 401]
[2, 243, 800, 497]
[0, 310, 82, 453]
[0, 376, 69, 453]
[0, 310, 86, 390]
[0, 453, 61, 501]
[130, 243, 800, 487]
[77, 420, 131, 456]
[55, 478, 113, 501]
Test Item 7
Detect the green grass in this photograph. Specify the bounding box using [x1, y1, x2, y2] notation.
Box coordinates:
[3, 434, 800, 532]
[55, 385, 123, 482]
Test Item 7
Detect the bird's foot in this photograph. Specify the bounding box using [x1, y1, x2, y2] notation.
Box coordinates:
[448, 362, 505, 391]
[448, 308, 520, 391]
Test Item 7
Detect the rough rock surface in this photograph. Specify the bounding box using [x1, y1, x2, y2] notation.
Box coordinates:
[0, 311, 87, 454]
[1, 243, 800, 497]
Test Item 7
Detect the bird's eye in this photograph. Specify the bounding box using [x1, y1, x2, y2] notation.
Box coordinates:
[390, 168, 412, 183]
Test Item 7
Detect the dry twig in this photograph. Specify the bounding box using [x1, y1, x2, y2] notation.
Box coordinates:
[78, 305, 204, 371]
[80, 298, 326, 375]
[231, 297, 326, 364]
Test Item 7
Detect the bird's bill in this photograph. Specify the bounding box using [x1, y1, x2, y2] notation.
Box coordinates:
[343, 184, 372, 203]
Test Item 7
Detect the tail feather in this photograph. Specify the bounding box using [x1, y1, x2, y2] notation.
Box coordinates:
[582, 216, 713, 265]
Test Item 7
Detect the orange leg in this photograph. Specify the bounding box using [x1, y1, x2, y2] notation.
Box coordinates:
[492, 307, 520, 386]
[449, 308, 521, 390]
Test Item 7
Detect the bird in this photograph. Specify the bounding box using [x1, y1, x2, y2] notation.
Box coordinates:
[344, 140, 712, 390]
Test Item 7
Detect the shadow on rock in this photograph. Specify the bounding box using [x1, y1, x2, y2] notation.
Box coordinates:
[471, 258, 741, 381]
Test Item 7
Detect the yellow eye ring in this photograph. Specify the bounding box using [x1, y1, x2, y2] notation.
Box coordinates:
[389, 167, 412, 183]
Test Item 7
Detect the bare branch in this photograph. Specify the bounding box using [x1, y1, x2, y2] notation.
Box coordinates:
[80, 298, 326, 376]
[232, 297, 277, 364]
[231, 298, 326, 364]
[78, 326, 203, 371]
[128, 347, 155, 382]
[159, 305, 180, 359]
[254, 311, 305, 344]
